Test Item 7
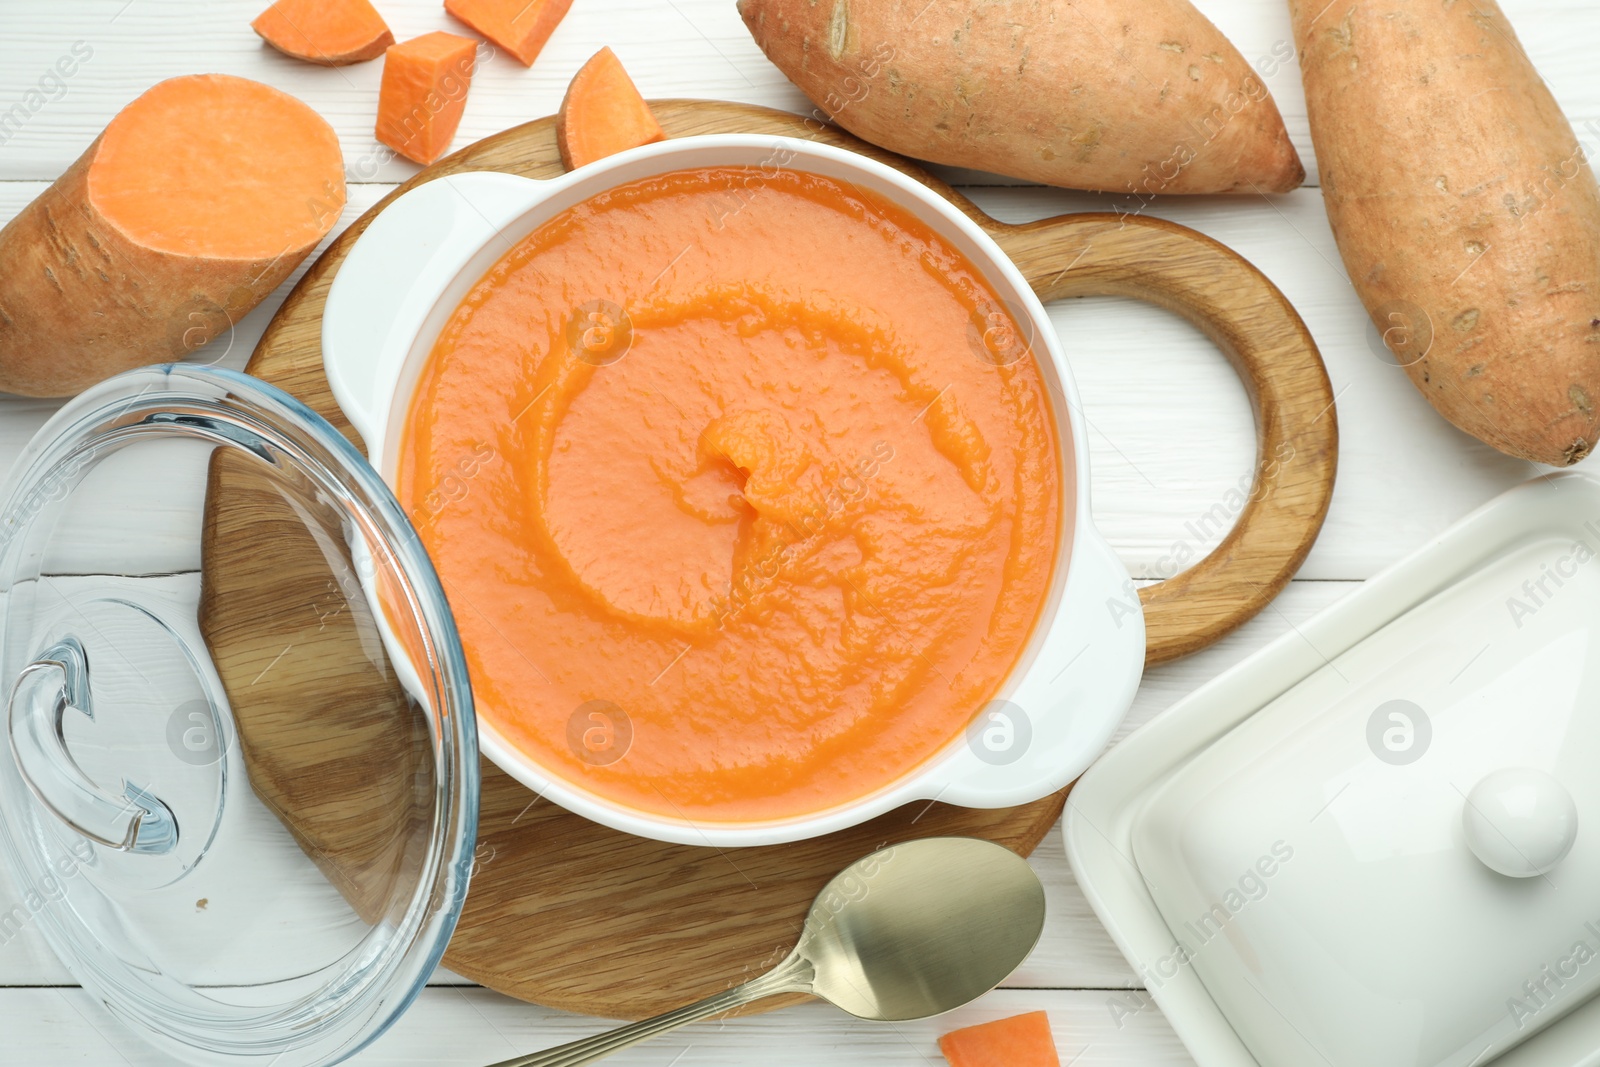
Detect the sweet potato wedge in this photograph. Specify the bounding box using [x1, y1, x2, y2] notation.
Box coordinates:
[738, 0, 1303, 195]
[0, 74, 345, 397]
[445, 0, 571, 67]
[252, 0, 394, 66]
[1294, 0, 1600, 465]
[557, 47, 666, 170]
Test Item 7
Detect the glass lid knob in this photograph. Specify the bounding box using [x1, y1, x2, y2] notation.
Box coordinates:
[7, 636, 178, 854]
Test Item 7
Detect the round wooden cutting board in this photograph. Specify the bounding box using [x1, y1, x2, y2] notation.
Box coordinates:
[214, 100, 1336, 1020]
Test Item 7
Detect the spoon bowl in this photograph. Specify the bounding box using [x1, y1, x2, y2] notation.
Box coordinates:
[488, 837, 1046, 1066]
[797, 836, 1047, 1021]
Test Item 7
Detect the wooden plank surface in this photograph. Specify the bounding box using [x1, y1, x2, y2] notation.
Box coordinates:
[0, 0, 1591, 1061]
[0, 987, 1200, 1065]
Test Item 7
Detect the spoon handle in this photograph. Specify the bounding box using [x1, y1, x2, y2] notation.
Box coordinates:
[484, 956, 813, 1067]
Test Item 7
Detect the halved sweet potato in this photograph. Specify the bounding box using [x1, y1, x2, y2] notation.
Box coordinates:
[0, 74, 345, 396]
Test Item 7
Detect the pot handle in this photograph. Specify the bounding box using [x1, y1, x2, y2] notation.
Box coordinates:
[323, 171, 542, 456]
[991, 212, 1337, 665]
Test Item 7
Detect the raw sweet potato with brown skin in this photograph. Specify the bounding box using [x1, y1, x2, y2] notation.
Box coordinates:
[1294, 0, 1600, 465]
[738, 0, 1304, 195]
[0, 74, 345, 397]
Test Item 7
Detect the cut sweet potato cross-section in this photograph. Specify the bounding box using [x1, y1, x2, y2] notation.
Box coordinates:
[938, 1012, 1061, 1067]
[445, 0, 572, 67]
[252, 0, 394, 66]
[0, 74, 345, 396]
[376, 31, 479, 165]
[557, 47, 666, 170]
[88, 75, 343, 260]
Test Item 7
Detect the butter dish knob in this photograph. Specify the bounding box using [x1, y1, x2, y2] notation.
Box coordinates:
[1462, 768, 1577, 878]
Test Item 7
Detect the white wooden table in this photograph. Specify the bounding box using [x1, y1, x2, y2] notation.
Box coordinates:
[1, 0, 1593, 1062]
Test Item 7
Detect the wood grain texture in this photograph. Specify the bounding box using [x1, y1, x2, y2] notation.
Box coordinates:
[199, 449, 435, 926]
[207, 100, 1333, 1018]
[1000, 212, 1337, 662]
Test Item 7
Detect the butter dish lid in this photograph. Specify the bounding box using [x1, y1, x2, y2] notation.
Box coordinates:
[0, 366, 477, 1065]
[1067, 473, 1600, 1067]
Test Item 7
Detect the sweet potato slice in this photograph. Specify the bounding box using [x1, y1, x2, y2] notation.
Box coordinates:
[939, 1012, 1061, 1067]
[557, 48, 666, 170]
[1294, 0, 1600, 465]
[376, 32, 479, 165]
[739, 0, 1303, 195]
[252, 0, 394, 66]
[445, 0, 571, 67]
[0, 74, 345, 397]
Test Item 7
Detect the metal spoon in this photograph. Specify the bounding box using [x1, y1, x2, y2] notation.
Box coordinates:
[485, 836, 1047, 1067]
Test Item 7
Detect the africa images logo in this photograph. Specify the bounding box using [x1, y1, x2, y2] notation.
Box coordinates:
[1505, 920, 1600, 1029]
[1132, 840, 1295, 999]
[1503, 525, 1600, 628]
[0, 839, 94, 949]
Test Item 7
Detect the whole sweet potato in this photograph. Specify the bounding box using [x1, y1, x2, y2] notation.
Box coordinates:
[1294, 0, 1600, 465]
[738, 0, 1304, 195]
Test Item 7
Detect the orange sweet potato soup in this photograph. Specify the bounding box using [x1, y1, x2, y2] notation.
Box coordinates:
[399, 165, 1066, 823]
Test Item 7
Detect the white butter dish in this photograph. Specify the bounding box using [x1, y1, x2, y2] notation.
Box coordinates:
[1067, 473, 1600, 1067]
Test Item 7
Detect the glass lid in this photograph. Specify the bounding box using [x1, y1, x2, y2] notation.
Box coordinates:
[0, 365, 478, 1065]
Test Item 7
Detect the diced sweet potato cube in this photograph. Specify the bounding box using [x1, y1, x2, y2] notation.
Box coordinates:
[376, 31, 479, 165]
[938, 1012, 1061, 1067]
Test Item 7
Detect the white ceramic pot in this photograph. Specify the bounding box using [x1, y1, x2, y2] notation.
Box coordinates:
[321, 134, 1145, 846]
